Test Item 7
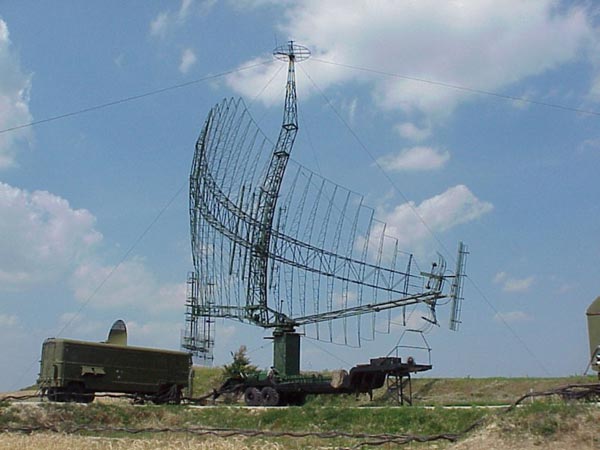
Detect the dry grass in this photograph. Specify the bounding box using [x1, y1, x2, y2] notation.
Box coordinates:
[0, 433, 289, 450]
[449, 422, 600, 450]
[409, 376, 597, 406]
[450, 403, 600, 450]
[4, 376, 599, 449]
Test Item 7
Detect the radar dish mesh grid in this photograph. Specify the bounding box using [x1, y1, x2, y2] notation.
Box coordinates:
[187, 97, 444, 348]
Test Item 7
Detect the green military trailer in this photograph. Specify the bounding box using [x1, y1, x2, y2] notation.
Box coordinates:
[38, 320, 191, 404]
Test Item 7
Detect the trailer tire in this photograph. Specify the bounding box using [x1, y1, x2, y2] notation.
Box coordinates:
[47, 387, 65, 402]
[154, 383, 182, 405]
[66, 382, 85, 403]
[80, 391, 95, 403]
[261, 386, 280, 406]
[244, 387, 262, 406]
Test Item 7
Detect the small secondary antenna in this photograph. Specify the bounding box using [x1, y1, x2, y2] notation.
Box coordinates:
[106, 319, 127, 346]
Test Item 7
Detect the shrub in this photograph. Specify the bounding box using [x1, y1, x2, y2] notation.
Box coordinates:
[222, 346, 259, 380]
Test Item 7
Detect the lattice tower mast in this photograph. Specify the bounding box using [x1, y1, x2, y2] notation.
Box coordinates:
[247, 42, 310, 327]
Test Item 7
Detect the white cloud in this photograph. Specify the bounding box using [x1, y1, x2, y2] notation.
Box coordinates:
[510, 89, 536, 110]
[504, 277, 535, 293]
[493, 272, 535, 293]
[580, 137, 600, 154]
[0, 182, 102, 289]
[70, 259, 185, 314]
[558, 283, 574, 294]
[589, 74, 600, 102]
[198, 0, 217, 15]
[0, 19, 33, 169]
[216, 324, 237, 344]
[127, 320, 182, 349]
[0, 179, 184, 329]
[57, 312, 106, 339]
[395, 122, 431, 142]
[149, 12, 170, 38]
[390, 309, 430, 331]
[179, 48, 197, 74]
[150, 0, 191, 38]
[494, 311, 532, 323]
[345, 97, 358, 124]
[229, 0, 289, 10]
[179, 0, 194, 17]
[377, 146, 450, 171]
[332, 290, 357, 308]
[374, 184, 493, 250]
[226, 57, 292, 106]
[229, 1, 596, 119]
[150, 0, 215, 37]
[0, 179, 183, 315]
[114, 53, 125, 68]
[226, 55, 343, 107]
[0, 316, 34, 391]
[0, 314, 17, 327]
[494, 271, 508, 283]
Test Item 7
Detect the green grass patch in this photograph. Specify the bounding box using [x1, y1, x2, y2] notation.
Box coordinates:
[503, 401, 594, 437]
[182, 367, 598, 408]
[189, 366, 224, 397]
[3, 395, 598, 449]
[408, 375, 598, 406]
[10, 403, 485, 437]
[4, 373, 598, 450]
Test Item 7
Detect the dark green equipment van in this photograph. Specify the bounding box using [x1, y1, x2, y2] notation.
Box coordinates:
[38, 321, 191, 403]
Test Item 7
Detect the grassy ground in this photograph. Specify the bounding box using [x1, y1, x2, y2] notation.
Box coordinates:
[190, 366, 226, 398]
[0, 402, 485, 434]
[410, 375, 596, 405]
[2, 371, 599, 449]
[453, 402, 600, 449]
[189, 365, 597, 406]
[0, 400, 598, 449]
[0, 401, 482, 448]
[0, 433, 286, 450]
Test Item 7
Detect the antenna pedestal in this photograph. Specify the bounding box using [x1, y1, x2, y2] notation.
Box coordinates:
[273, 328, 301, 376]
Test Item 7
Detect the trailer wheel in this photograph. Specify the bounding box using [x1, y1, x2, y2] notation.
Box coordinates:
[261, 386, 280, 406]
[66, 382, 85, 403]
[80, 390, 95, 403]
[47, 387, 65, 402]
[244, 387, 262, 406]
[155, 384, 182, 405]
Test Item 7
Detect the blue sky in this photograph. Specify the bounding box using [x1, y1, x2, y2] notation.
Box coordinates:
[1, 0, 600, 390]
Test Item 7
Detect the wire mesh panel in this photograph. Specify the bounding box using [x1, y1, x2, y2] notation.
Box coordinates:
[183, 43, 467, 359]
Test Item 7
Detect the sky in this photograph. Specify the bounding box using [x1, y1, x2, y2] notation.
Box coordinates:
[1, 0, 600, 391]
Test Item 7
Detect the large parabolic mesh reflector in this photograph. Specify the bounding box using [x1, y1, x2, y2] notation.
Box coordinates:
[189, 97, 464, 347]
[184, 43, 467, 360]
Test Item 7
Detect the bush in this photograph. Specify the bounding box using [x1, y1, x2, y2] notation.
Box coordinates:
[222, 346, 259, 380]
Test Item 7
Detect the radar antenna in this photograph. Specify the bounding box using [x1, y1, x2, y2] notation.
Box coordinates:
[182, 42, 468, 374]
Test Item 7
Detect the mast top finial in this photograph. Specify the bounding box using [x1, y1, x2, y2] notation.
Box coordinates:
[273, 41, 311, 62]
